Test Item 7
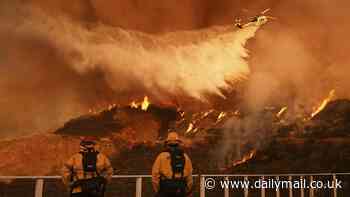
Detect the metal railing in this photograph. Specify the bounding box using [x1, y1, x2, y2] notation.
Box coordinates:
[0, 173, 349, 197]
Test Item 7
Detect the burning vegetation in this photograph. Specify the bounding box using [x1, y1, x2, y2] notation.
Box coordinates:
[130, 96, 151, 111]
[311, 89, 336, 118]
[46, 91, 349, 175]
[233, 149, 256, 167]
[2, 97, 350, 197]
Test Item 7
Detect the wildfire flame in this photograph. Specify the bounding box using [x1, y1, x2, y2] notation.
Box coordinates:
[234, 110, 240, 116]
[130, 96, 151, 111]
[276, 106, 288, 118]
[88, 103, 117, 114]
[311, 89, 335, 118]
[130, 101, 138, 108]
[201, 110, 214, 119]
[216, 112, 227, 123]
[141, 96, 150, 111]
[186, 123, 194, 134]
[108, 104, 117, 110]
[185, 110, 215, 134]
[233, 149, 256, 167]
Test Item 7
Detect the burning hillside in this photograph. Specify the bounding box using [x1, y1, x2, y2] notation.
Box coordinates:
[1, 90, 349, 176]
[1, 87, 350, 196]
[106, 97, 350, 179]
[56, 96, 180, 140]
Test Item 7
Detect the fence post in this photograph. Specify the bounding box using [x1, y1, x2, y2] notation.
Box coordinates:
[224, 177, 229, 197]
[244, 176, 249, 197]
[333, 174, 337, 197]
[200, 176, 206, 197]
[276, 176, 280, 197]
[136, 177, 142, 197]
[261, 176, 265, 197]
[34, 179, 44, 197]
[309, 176, 314, 197]
[288, 176, 293, 197]
[300, 176, 304, 197]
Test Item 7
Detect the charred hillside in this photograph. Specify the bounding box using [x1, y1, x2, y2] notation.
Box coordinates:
[1, 99, 350, 196]
[53, 99, 350, 175]
[1, 99, 350, 176]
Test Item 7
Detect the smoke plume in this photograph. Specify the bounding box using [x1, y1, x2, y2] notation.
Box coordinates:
[0, 1, 261, 136]
[33, 15, 258, 99]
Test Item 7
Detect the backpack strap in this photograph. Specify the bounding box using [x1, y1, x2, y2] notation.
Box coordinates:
[167, 147, 185, 180]
[179, 154, 185, 179]
[81, 151, 100, 178]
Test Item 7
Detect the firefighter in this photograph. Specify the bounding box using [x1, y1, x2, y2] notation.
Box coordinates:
[62, 137, 113, 197]
[152, 132, 193, 197]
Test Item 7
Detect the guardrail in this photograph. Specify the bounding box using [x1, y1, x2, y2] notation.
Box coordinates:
[0, 173, 349, 197]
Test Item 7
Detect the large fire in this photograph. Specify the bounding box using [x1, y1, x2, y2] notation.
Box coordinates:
[311, 89, 336, 118]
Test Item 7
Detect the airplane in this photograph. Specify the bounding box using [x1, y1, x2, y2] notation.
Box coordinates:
[234, 8, 276, 29]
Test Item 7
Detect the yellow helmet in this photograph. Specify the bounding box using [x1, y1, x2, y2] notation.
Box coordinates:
[166, 132, 181, 144]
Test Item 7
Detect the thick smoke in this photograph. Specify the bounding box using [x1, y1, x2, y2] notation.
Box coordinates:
[1, 0, 350, 137]
[245, 0, 350, 112]
[215, 113, 276, 168]
[36, 17, 257, 99]
[0, 1, 259, 136]
[210, 0, 350, 165]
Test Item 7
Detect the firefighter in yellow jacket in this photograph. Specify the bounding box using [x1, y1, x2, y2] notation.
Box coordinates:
[152, 132, 193, 197]
[62, 137, 113, 197]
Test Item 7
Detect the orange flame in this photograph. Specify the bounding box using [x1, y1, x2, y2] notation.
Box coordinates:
[186, 123, 194, 133]
[233, 149, 256, 167]
[141, 96, 150, 111]
[216, 112, 227, 123]
[130, 101, 138, 109]
[108, 104, 117, 110]
[130, 96, 151, 111]
[311, 89, 335, 118]
[276, 106, 288, 118]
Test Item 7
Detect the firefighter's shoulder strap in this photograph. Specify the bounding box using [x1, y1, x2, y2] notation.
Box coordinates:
[81, 150, 100, 177]
[75, 151, 106, 196]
